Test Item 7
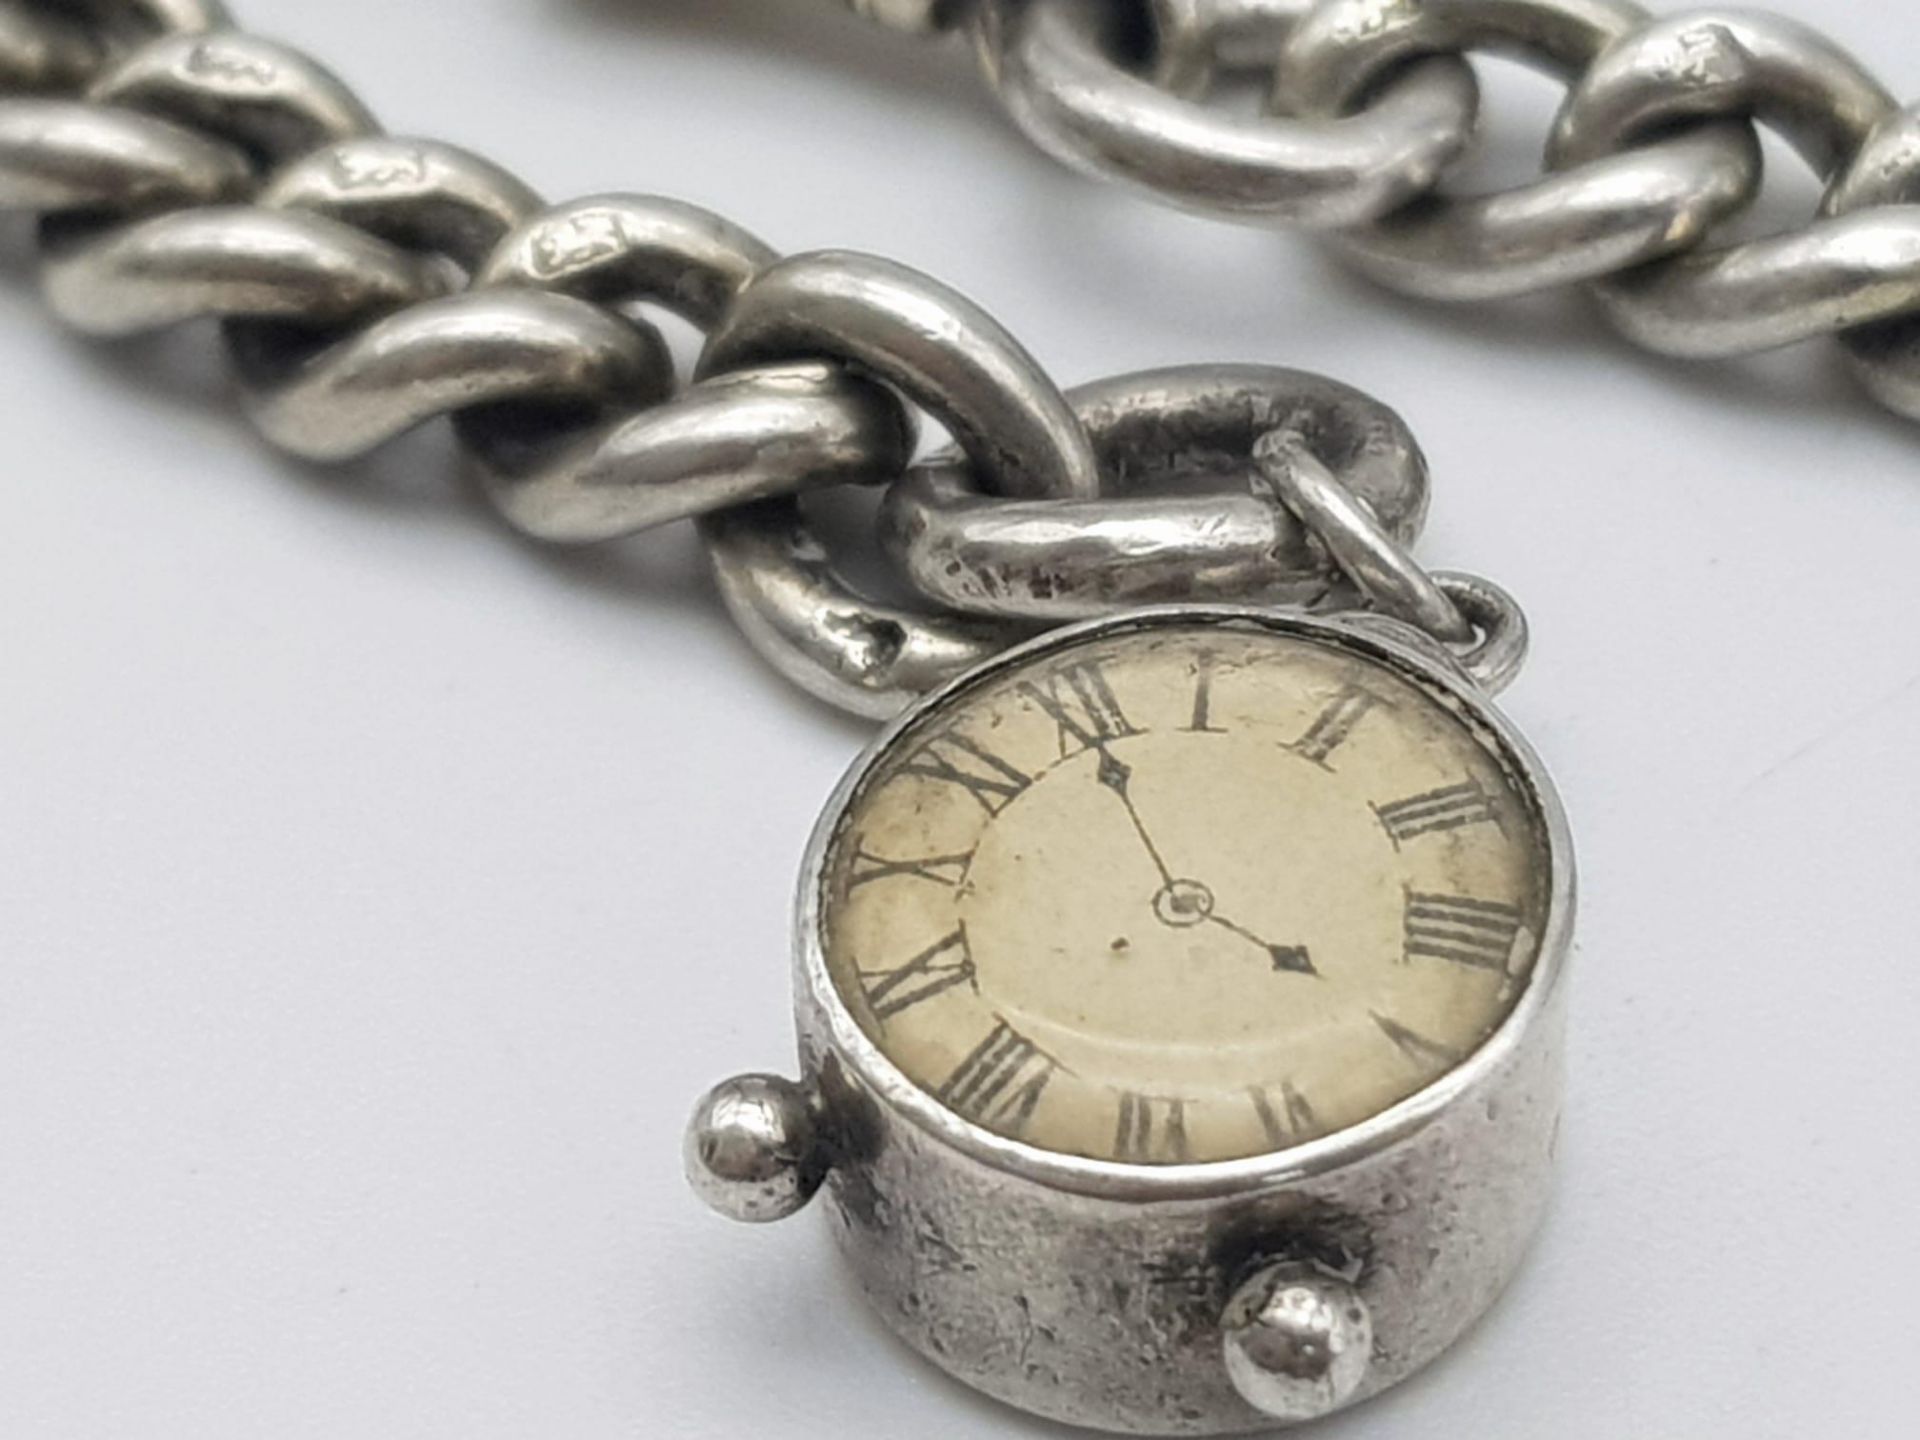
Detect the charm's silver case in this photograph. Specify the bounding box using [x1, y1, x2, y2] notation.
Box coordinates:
[789, 607, 1577, 1435]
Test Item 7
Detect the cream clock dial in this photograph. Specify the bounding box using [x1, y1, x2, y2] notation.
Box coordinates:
[820, 621, 1552, 1166]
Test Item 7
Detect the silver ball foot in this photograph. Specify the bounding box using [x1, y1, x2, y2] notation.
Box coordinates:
[684, 1073, 828, 1224]
[1221, 1262, 1373, 1424]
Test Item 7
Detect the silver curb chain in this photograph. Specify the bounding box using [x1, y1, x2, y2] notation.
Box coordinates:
[0, 0, 1518, 719]
[856, 0, 1920, 424]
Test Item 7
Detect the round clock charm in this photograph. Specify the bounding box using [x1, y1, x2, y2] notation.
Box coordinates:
[690, 606, 1575, 1433]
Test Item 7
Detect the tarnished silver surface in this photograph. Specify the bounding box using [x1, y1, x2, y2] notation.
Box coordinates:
[1824, 105, 1920, 417]
[843, 0, 969, 31]
[1252, 428, 1465, 644]
[842, 0, 1920, 424]
[233, 290, 677, 463]
[1549, 13, 1912, 365]
[1220, 1262, 1373, 1423]
[977, 0, 1481, 227]
[1251, 427, 1530, 694]
[700, 249, 1101, 503]
[881, 364, 1430, 620]
[476, 194, 777, 329]
[0, 0, 1662, 730]
[40, 203, 444, 334]
[1279, 0, 1763, 300]
[6, 4, 1575, 1430]
[702, 499, 1029, 719]
[484, 364, 912, 545]
[704, 355, 1472, 717]
[695, 252, 1101, 717]
[692, 606, 1575, 1433]
[260, 138, 541, 272]
[1426, 570, 1531, 697]
[684, 1073, 830, 1224]
[0, 0, 1488, 719]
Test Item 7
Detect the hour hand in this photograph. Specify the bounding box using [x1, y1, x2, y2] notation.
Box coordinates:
[1265, 943, 1319, 977]
[1209, 913, 1319, 977]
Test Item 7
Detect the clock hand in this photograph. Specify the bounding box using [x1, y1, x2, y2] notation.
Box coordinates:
[1093, 745, 1175, 888]
[1205, 912, 1320, 978]
[1091, 745, 1314, 974]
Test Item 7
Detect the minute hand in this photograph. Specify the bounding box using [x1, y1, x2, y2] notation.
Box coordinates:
[1093, 746, 1174, 886]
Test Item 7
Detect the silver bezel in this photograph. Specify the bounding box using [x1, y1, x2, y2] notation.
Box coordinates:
[794, 603, 1577, 1203]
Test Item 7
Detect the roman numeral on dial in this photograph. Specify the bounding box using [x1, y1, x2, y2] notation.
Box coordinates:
[1250, 1082, 1319, 1147]
[858, 928, 977, 1021]
[937, 1021, 1057, 1134]
[846, 846, 972, 890]
[1291, 684, 1385, 765]
[1019, 661, 1141, 756]
[1403, 891, 1524, 971]
[1186, 650, 1225, 733]
[899, 732, 1031, 815]
[1113, 1092, 1191, 1162]
[1374, 779, 1499, 845]
[1371, 1012, 1467, 1072]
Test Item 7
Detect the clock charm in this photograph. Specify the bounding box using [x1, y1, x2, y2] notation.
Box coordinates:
[18, 0, 1920, 1431]
[690, 449, 1575, 1435]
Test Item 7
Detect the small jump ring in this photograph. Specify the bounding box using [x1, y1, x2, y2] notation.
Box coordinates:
[1252, 429, 1472, 645]
[1431, 571, 1529, 696]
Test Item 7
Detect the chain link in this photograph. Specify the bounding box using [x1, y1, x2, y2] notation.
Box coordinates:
[869, 0, 1920, 423]
[882, 365, 1429, 620]
[0, 0, 1490, 716]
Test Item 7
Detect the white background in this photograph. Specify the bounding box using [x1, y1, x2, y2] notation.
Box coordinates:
[3, 2, 1918, 1436]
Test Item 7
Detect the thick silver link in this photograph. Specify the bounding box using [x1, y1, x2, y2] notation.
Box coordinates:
[844, 0, 1920, 427]
[481, 364, 913, 545]
[51, 1, 229, 40]
[229, 291, 677, 463]
[1825, 107, 1920, 417]
[977, 0, 1481, 226]
[699, 250, 1101, 501]
[1550, 13, 1910, 362]
[1278, 0, 1762, 299]
[0, 99, 248, 211]
[844, 0, 970, 30]
[706, 361, 1456, 714]
[261, 138, 542, 272]
[703, 501, 1029, 719]
[0, 0, 1498, 716]
[0, 7, 958, 718]
[469, 195, 917, 542]
[881, 364, 1429, 619]
[91, 29, 378, 161]
[0, 6, 98, 93]
[40, 204, 446, 334]
[477, 195, 777, 329]
[695, 254, 1108, 715]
